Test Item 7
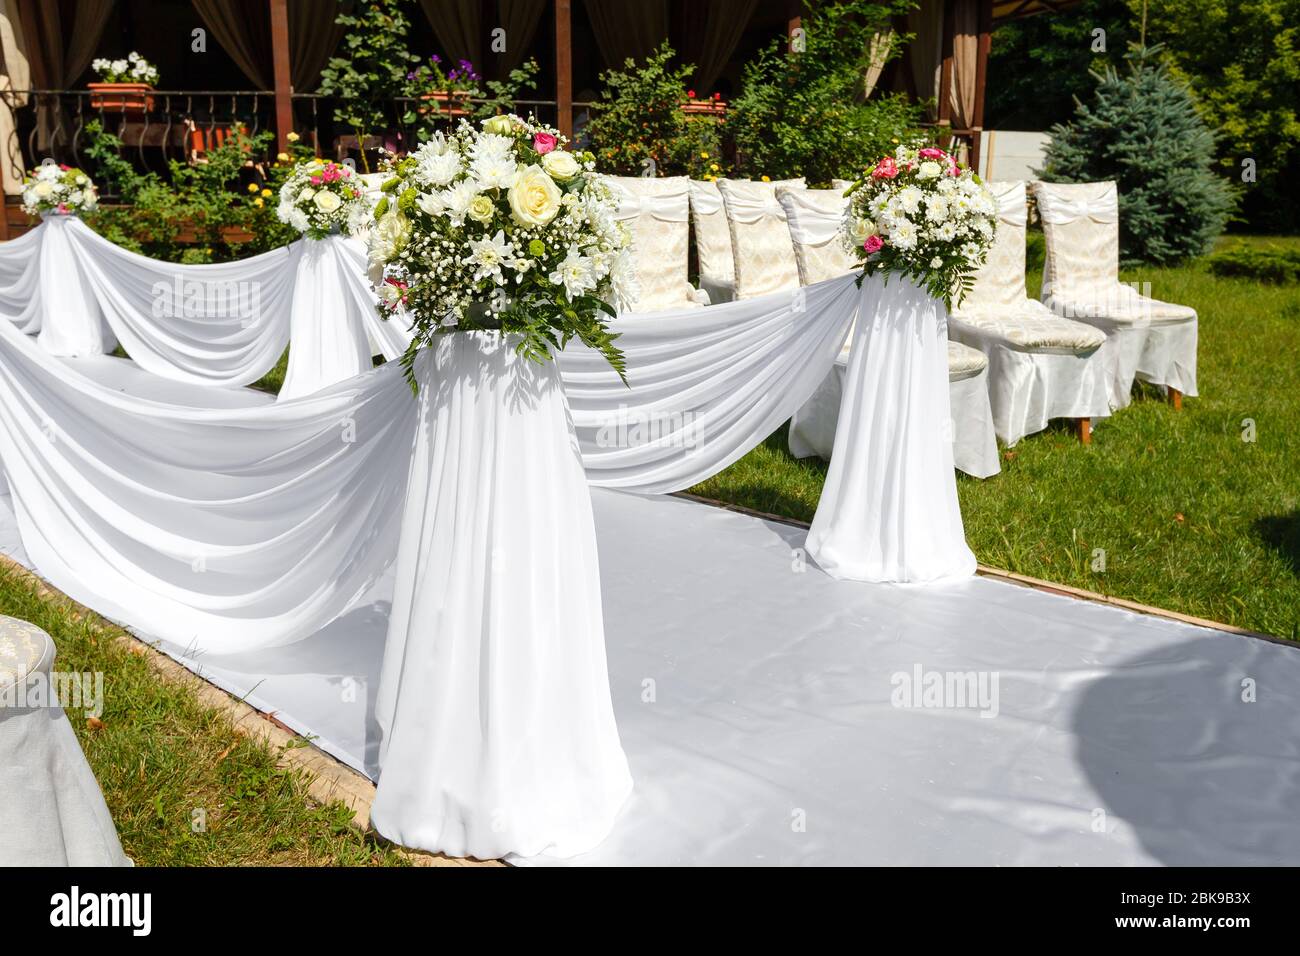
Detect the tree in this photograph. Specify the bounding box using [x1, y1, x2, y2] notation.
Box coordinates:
[985, 0, 1135, 130]
[726, 0, 921, 184]
[1039, 47, 1234, 264]
[317, 0, 421, 171]
[1135, 0, 1300, 232]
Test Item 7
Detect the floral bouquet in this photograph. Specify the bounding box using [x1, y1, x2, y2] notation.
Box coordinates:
[275, 158, 368, 239]
[368, 113, 636, 387]
[842, 144, 996, 306]
[91, 52, 159, 85]
[21, 164, 98, 216]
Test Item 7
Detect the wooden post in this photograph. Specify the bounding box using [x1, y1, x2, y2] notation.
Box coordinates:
[269, 0, 293, 152]
[1169, 387, 1183, 411]
[1078, 418, 1092, 446]
[554, 0, 573, 139]
[969, 0, 993, 174]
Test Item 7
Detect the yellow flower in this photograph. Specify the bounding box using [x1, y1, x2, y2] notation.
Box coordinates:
[286, 131, 300, 143]
[247, 183, 259, 193]
[760, 175, 771, 182]
[252, 197, 264, 208]
[710, 163, 719, 172]
[276, 152, 290, 163]
[260, 188, 272, 197]
[700, 152, 709, 159]
[507, 165, 562, 226]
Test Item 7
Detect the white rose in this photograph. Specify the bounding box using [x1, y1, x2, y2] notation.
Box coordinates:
[917, 161, 942, 180]
[33, 181, 54, 199]
[298, 187, 316, 203]
[540, 149, 580, 181]
[314, 190, 342, 213]
[507, 164, 562, 227]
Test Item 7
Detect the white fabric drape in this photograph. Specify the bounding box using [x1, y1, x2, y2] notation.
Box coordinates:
[806, 276, 977, 582]
[0, 316, 417, 654]
[561, 274, 860, 494]
[370, 332, 632, 860]
[1034, 187, 1120, 226]
[0, 220, 411, 392]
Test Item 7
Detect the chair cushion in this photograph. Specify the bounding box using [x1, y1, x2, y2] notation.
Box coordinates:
[0, 617, 53, 694]
[947, 340, 988, 381]
[951, 299, 1109, 352]
[688, 179, 735, 294]
[1044, 284, 1197, 326]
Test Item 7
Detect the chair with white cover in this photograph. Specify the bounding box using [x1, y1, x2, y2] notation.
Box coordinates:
[780, 187, 1000, 479]
[949, 180, 1113, 445]
[716, 178, 808, 299]
[1032, 180, 1197, 409]
[605, 175, 701, 311]
[0, 616, 131, 866]
[688, 180, 737, 304]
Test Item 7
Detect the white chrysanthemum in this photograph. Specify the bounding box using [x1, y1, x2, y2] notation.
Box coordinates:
[897, 186, 923, 214]
[925, 195, 950, 223]
[415, 191, 446, 216]
[288, 208, 310, 232]
[441, 180, 479, 225]
[937, 222, 959, 241]
[466, 229, 512, 284]
[418, 150, 462, 187]
[470, 153, 519, 191]
[470, 133, 514, 163]
[891, 220, 918, 250]
[549, 246, 597, 298]
[936, 177, 959, 194]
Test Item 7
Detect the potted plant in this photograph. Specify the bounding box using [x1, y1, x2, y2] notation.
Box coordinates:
[409, 55, 481, 118]
[682, 89, 727, 119]
[88, 52, 159, 115]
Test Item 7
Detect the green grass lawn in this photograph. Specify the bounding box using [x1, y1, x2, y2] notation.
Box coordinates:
[693, 235, 1300, 640]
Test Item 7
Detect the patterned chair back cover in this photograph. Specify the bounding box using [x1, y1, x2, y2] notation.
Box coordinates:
[717, 178, 805, 299]
[688, 180, 735, 302]
[0, 616, 53, 702]
[606, 175, 695, 311]
[777, 186, 856, 286]
[1032, 180, 1121, 302]
[959, 180, 1030, 312]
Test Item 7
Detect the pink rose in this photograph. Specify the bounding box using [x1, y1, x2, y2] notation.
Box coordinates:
[533, 132, 558, 155]
[863, 235, 884, 254]
[918, 147, 947, 160]
[871, 157, 898, 180]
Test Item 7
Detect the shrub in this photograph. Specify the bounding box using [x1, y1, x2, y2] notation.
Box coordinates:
[583, 42, 727, 178]
[1038, 46, 1234, 265]
[726, 0, 921, 184]
[1206, 248, 1300, 284]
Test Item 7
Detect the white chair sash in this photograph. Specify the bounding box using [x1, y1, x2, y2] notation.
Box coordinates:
[780, 191, 847, 247]
[989, 180, 1028, 227]
[612, 190, 690, 223]
[719, 190, 787, 224]
[688, 180, 723, 216]
[1035, 184, 1119, 225]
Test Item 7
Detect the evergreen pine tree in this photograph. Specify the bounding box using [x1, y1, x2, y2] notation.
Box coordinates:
[1038, 46, 1234, 265]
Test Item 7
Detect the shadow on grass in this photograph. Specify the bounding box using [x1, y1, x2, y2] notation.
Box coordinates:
[1255, 511, 1300, 576]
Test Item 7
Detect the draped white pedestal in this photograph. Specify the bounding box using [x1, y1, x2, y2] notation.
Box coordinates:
[278, 236, 375, 401]
[370, 333, 632, 859]
[806, 275, 977, 582]
[35, 215, 109, 357]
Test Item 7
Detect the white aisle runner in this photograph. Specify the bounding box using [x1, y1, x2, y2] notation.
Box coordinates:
[2, 360, 1298, 865]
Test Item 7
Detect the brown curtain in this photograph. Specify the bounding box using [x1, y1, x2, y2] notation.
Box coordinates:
[904, 0, 944, 116]
[289, 0, 350, 91]
[864, 28, 895, 98]
[496, 0, 546, 73]
[947, 0, 978, 131]
[582, 0, 668, 71]
[419, 0, 481, 68]
[678, 0, 755, 95]
[192, 0, 271, 88]
[19, 0, 113, 151]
